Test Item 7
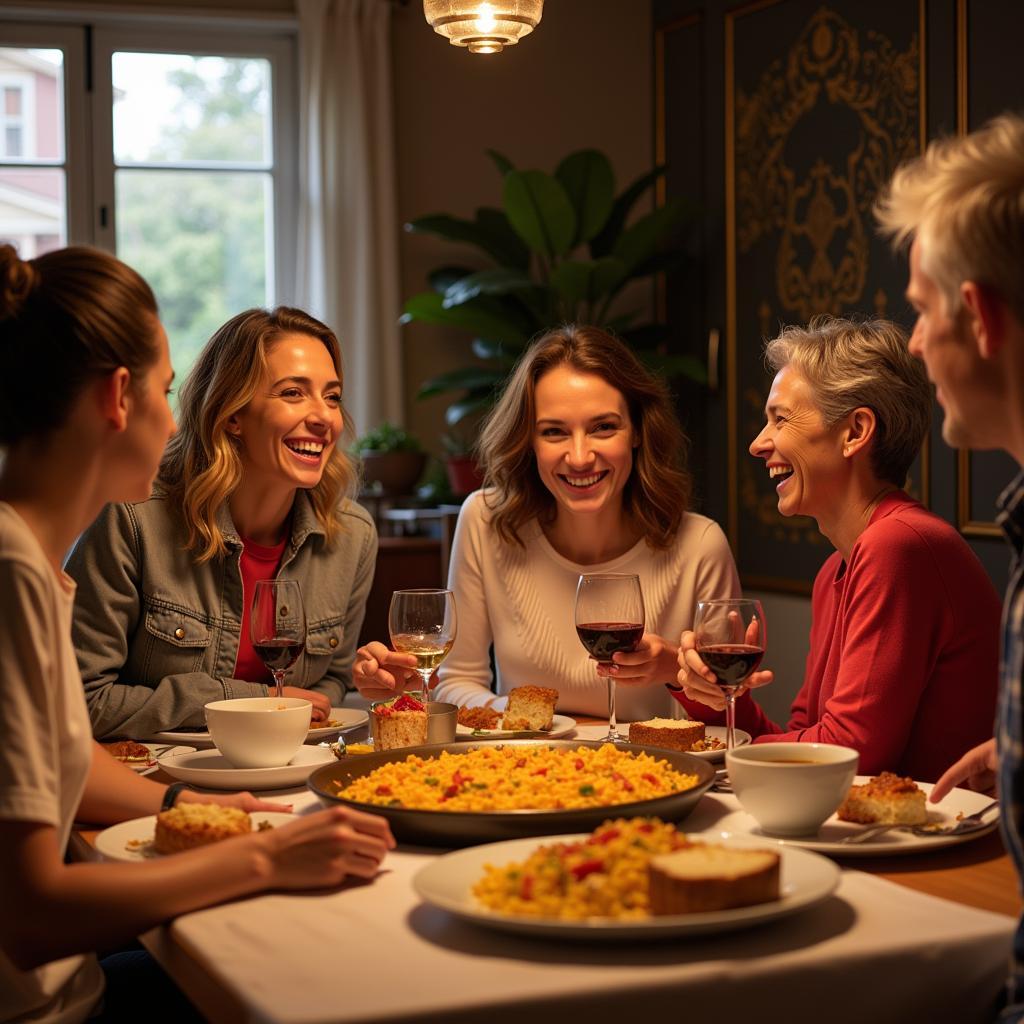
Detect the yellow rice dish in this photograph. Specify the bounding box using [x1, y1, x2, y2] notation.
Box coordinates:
[474, 818, 688, 919]
[335, 744, 699, 812]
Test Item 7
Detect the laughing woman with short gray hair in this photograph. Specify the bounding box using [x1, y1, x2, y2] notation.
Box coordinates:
[676, 315, 1000, 781]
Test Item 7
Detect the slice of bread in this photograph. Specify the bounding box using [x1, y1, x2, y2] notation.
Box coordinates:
[836, 772, 927, 825]
[154, 803, 251, 854]
[502, 685, 558, 732]
[372, 709, 428, 751]
[628, 718, 706, 752]
[648, 843, 780, 914]
[457, 706, 502, 730]
[102, 740, 153, 764]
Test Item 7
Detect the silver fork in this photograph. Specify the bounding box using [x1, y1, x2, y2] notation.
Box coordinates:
[840, 800, 1000, 845]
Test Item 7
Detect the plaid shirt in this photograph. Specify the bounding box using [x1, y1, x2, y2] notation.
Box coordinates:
[998, 469, 1024, 1023]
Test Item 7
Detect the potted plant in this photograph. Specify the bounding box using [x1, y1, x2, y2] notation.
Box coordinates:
[402, 147, 707, 465]
[353, 422, 427, 497]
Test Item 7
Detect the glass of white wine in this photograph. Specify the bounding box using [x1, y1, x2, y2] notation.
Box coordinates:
[388, 589, 457, 703]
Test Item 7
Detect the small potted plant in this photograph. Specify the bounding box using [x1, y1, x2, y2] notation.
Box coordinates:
[353, 423, 427, 497]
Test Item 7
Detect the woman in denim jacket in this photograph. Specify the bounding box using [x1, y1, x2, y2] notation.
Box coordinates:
[67, 307, 378, 740]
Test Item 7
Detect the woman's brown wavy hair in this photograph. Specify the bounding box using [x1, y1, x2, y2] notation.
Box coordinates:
[158, 307, 358, 562]
[478, 324, 692, 549]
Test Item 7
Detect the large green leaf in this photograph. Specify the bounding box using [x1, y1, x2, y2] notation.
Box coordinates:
[555, 150, 615, 247]
[617, 323, 673, 349]
[603, 308, 641, 333]
[405, 214, 524, 268]
[447, 388, 496, 426]
[472, 337, 527, 362]
[503, 170, 576, 257]
[589, 164, 666, 258]
[475, 207, 531, 270]
[428, 265, 474, 295]
[486, 149, 516, 176]
[639, 350, 707, 385]
[417, 366, 505, 399]
[400, 291, 528, 347]
[630, 248, 689, 280]
[612, 199, 688, 273]
[442, 268, 534, 308]
[549, 258, 627, 305]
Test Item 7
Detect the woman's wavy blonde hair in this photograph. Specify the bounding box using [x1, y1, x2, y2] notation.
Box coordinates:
[478, 324, 692, 550]
[158, 307, 357, 561]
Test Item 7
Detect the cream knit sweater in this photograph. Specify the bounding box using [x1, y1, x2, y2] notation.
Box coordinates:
[434, 490, 741, 721]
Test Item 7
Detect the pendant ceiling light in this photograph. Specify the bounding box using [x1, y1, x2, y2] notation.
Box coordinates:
[423, 1, 544, 55]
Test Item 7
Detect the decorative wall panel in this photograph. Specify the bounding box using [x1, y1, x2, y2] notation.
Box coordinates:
[725, 0, 924, 591]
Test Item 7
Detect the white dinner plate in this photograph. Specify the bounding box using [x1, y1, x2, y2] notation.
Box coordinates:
[95, 811, 296, 862]
[308, 707, 369, 740]
[146, 706, 368, 747]
[711, 776, 1000, 856]
[455, 714, 577, 741]
[572, 724, 750, 762]
[157, 744, 334, 790]
[413, 831, 839, 940]
[102, 742, 197, 776]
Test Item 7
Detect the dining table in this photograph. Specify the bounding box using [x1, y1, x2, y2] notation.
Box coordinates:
[73, 719, 1021, 1024]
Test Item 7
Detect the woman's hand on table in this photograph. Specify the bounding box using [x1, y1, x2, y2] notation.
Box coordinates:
[180, 789, 294, 814]
[676, 629, 774, 710]
[930, 738, 997, 803]
[595, 633, 679, 687]
[260, 806, 395, 887]
[280, 686, 331, 722]
[353, 641, 422, 700]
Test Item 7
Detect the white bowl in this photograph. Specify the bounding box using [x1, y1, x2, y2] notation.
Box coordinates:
[726, 742, 859, 837]
[204, 697, 312, 769]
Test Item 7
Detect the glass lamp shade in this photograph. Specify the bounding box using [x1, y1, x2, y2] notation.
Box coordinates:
[423, 0, 544, 54]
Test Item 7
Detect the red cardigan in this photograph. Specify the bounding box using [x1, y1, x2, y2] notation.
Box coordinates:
[674, 493, 1001, 781]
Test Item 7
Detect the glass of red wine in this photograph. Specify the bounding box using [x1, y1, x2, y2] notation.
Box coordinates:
[251, 580, 306, 699]
[692, 598, 766, 750]
[575, 573, 645, 743]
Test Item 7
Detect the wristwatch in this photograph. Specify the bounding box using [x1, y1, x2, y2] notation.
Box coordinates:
[160, 782, 195, 812]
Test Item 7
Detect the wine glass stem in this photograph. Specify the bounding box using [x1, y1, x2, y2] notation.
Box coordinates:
[724, 690, 737, 750]
[272, 670, 285, 700]
[418, 670, 432, 703]
[606, 674, 619, 741]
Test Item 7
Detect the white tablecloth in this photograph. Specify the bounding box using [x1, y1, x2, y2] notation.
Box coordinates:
[157, 783, 1014, 1024]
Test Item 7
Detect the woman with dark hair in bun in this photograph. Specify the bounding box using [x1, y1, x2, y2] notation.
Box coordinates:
[0, 245, 393, 1024]
[356, 324, 740, 720]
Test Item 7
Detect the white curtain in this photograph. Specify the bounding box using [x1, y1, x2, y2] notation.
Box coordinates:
[295, 0, 403, 436]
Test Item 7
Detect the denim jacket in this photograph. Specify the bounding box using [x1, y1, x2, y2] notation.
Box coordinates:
[65, 491, 377, 739]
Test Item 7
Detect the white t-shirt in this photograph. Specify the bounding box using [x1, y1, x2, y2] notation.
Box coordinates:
[0, 503, 104, 1023]
[434, 491, 741, 720]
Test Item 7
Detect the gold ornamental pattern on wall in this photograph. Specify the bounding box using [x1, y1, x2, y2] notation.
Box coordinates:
[726, 0, 924, 590]
[735, 6, 919, 322]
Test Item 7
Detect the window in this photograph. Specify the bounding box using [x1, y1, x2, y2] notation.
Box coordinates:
[0, 19, 297, 381]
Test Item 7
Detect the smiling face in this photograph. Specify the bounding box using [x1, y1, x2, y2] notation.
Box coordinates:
[228, 332, 343, 496]
[749, 365, 848, 521]
[532, 364, 636, 522]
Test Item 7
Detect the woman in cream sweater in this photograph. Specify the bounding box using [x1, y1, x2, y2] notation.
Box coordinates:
[356, 325, 739, 721]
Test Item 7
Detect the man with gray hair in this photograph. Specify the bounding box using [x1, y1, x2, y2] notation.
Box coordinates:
[877, 111, 1024, 1022]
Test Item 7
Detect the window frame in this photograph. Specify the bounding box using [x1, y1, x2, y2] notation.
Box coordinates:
[90, 26, 297, 306]
[0, 17, 298, 305]
[0, 23, 89, 246]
